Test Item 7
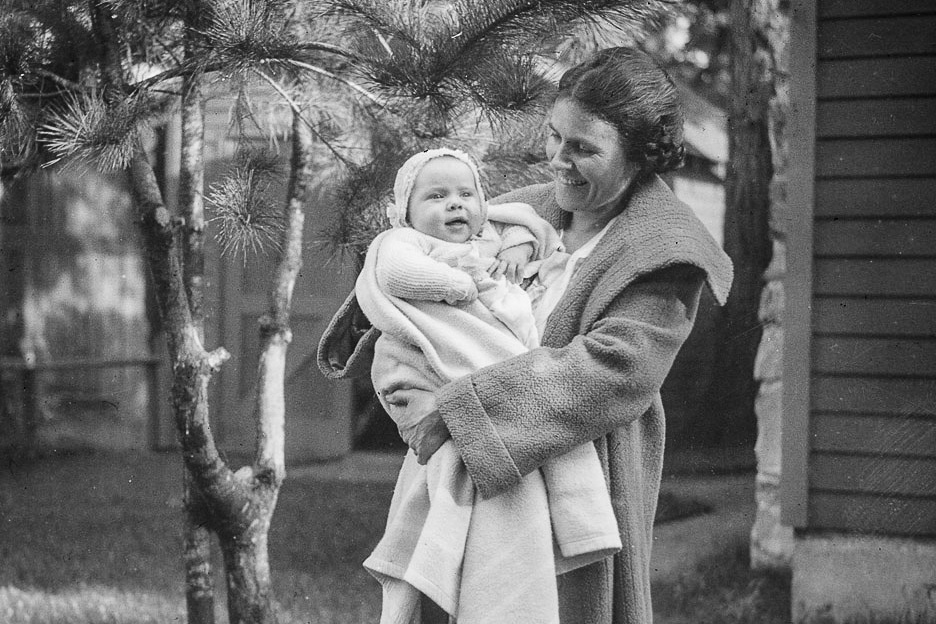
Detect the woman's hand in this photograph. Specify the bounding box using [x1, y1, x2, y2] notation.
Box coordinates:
[384, 387, 451, 464]
[491, 243, 534, 284]
[409, 410, 451, 465]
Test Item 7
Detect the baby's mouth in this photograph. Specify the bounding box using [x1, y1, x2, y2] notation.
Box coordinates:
[446, 217, 469, 226]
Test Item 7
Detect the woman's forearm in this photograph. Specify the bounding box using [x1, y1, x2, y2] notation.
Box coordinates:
[439, 266, 705, 498]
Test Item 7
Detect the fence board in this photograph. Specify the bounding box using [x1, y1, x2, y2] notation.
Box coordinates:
[818, 57, 936, 98]
[812, 376, 936, 417]
[813, 297, 936, 336]
[814, 258, 936, 297]
[817, 138, 936, 178]
[815, 178, 936, 218]
[810, 492, 936, 536]
[812, 413, 936, 458]
[819, 16, 936, 59]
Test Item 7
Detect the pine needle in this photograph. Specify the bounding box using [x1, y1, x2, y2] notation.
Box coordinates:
[0, 83, 38, 169]
[330, 0, 674, 129]
[206, 149, 286, 263]
[37, 89, 158, 171]
[201, 0, 298, 74]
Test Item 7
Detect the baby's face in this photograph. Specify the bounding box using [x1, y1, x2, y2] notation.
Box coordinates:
[407, 156, 484, 244]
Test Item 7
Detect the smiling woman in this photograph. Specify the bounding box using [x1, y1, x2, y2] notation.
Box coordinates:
[319, 47, 733, 624]
[546, 97, 642, 252]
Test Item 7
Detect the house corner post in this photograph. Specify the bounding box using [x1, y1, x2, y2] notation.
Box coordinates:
[750, 0, 794, 571]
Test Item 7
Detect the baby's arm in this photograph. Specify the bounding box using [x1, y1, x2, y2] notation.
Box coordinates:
[490, 243, 534, 284]
[374, 229, 478, 304]
[487, 202, 562, 283]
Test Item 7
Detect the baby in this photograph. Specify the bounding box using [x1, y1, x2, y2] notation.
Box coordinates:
[355, 148, 621, 624]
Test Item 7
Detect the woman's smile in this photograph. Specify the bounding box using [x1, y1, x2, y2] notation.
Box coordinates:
[546, 98, 640, 221]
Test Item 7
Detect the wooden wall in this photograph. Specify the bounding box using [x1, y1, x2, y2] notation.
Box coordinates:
[806, 0, 936, 536]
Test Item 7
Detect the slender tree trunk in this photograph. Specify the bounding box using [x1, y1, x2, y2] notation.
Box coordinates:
[178, 11, 216, 619]
[706, 0, 775, 446]
[214, 97, 317, 624]
[219, 520, 278, 624]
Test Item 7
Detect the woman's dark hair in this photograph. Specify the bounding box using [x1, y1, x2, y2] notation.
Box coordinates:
[557, 47, 685, 175]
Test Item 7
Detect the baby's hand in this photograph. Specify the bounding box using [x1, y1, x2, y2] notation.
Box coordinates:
[444, 279, 478, 305]
[492, 242, 534, 284]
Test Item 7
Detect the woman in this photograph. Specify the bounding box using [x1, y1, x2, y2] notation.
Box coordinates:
[319, 47, 733, 623]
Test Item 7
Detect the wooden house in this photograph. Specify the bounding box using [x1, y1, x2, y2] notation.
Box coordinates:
[780, 1, 936, 620]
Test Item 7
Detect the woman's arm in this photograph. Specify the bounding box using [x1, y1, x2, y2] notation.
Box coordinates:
[437, 264, 706, 498]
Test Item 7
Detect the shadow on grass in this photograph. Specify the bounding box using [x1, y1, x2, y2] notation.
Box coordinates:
[1, 450, 713, 623]
[652, 535, 791, 624]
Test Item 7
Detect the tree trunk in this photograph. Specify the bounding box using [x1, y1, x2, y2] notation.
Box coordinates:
[217, 481, 279, 624]
[178, 13, 216, 619]
[706, 0, 775, 447]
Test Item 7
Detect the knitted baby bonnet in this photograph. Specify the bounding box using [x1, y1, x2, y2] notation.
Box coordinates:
[388, 148, 487, 228]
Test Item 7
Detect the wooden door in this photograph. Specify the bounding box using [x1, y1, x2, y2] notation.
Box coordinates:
[210, 183, 357, 463]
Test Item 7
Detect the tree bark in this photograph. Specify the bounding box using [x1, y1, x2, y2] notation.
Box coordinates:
[706, 0, 776, 446]
[178, 11, 216, 620]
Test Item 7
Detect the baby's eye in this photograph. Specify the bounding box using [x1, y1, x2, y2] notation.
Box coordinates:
[428, 193, 444, 199]
[460, 191, 474, 198]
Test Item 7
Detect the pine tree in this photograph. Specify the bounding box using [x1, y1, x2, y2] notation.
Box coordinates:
[0, 1, 672, 621]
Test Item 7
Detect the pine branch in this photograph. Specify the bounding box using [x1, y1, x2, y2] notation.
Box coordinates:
[37, 89, 161, 171]
[331, 0, 674, 124]
[206, 150, 286, 263]
[199, 0, 298, 74]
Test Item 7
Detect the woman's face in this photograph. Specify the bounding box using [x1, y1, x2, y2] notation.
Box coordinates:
[545, 97, 640, 218]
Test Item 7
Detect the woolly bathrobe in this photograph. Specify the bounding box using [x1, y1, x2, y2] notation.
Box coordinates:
[357, 203, 621, 624]
[318, 176, 734, 624]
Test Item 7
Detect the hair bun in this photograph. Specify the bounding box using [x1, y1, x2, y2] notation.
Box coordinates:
[644, 139, 685, 173]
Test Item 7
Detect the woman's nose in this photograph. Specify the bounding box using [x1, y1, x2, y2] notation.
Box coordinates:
[549, 144, 571, 169]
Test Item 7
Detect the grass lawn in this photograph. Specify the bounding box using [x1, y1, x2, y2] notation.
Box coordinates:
[652, 537, 791, 624]
[1, 449, 758, 623]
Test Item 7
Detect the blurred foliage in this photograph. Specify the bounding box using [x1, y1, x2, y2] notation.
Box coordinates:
[651, 0, 731, 107]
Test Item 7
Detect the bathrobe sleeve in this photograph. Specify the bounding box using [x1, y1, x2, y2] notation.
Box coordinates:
[436, 264, 706, 499]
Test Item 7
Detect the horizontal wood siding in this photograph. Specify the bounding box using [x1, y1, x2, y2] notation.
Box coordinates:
[814, 220, 936, 257]
[813, 298, 936, 336]
[817, 98, 936, 138]
[820, 1, 936, 18]
[811, 455, 936, 497]
[818, 16, 936, 58]
[816, 138, 936, 178]
[814, 178, 936, 218]
[813, 414, 936, 458]
[813, 337, 936, 377]
[814, 259, 936, 296]
[812, 377, 936, 417]
[810, 492, 936, 536]
[818, 57, 936, 98]
[810, 3, 936, 536]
